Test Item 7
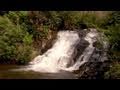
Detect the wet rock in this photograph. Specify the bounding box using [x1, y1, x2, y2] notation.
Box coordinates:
[73, 39, 89, 62]
[74, 29, 109, 79]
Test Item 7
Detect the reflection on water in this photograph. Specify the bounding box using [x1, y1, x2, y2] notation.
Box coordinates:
[0, 65, 77, 79]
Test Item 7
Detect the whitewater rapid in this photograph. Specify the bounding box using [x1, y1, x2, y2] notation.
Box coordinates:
[24, 29, 98, 73]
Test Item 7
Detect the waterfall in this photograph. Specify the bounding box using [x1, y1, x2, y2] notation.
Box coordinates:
[63, 29, 98, 71]
[24, 29, 98, 73]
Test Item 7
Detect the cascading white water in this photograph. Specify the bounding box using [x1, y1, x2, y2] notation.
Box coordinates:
[63, 29, 98, 71]
[25, 29, 98, 73]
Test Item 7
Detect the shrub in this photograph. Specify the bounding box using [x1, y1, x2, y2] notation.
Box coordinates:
[15, 45, 33, 64]
[102, 11, 120, 79]
[57, 11, 108, 30]
[104, 62, 120, 79]
[0, 16, 33, 64]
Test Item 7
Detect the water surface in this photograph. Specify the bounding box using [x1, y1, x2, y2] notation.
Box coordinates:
[0, 65, 77, 79]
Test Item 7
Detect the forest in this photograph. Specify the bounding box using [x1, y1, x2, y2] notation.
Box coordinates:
[0, 11, 120, 79]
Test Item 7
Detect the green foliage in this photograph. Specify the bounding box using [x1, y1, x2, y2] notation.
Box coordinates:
[77, 12, 97, 28]
[56, 11, 107, 30]
[15, 45, 33, 64]
[27, 11, 104, 30]
[5, 11, 28, 25]
[0, 16, 33, 64]
[101, 11, 120, 79]
[104, 62, 120, 79]
[107, 25, 120, 51]
[101, 11, 120, 28]
[99, 11, 120, 52]
[43, 11, 62, 30]
[23, 33, 33, 45]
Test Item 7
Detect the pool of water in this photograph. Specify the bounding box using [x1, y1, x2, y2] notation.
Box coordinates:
[0, 65, 78, 79]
